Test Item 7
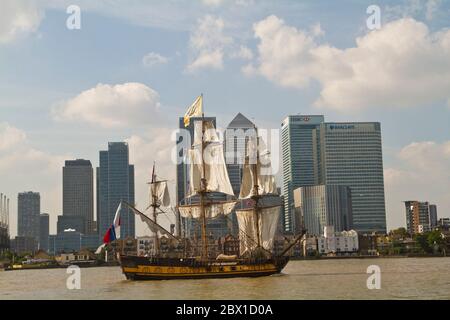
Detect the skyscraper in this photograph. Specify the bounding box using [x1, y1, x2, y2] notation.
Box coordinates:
[97, 142, 135, 239]
[293, 185, 353, 235]
[316, 123, 386, 233]
[281, 115, 324, 233]
[0, 194, 10, 254]
[224, 113, 256, 236]
[224, 113, 256, 196]
[39, 213, 49, 252]
[18, 192, 40, 242]
[63, 159, 94, 234]
[429, 204, 438, 229]
[282, 116, 387, 234]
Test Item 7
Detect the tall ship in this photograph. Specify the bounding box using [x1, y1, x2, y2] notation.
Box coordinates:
[117, 95, 302, 280]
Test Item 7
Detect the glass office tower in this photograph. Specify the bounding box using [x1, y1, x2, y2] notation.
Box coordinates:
[281, 115, 324, 233]
[315, 123, 386, 233]
[63, 159, 94, 234]
[18, 191, 40, 242]
[97, 142, 135, 239]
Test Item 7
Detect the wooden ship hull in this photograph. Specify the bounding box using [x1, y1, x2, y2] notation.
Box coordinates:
[119, 255, 289, 280]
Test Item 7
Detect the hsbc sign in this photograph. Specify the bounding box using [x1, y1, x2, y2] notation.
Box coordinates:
[283, 115, 324, 126]
[294, 115, 324, 125]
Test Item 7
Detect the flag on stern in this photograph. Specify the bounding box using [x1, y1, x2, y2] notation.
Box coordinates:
[95, 202, 122, 254]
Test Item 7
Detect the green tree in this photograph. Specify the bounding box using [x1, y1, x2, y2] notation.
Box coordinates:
[414, 233, 431, 254]
[389, 227, 409, 239]
[427, 230, 443, 253]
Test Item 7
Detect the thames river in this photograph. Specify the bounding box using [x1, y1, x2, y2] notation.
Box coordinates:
[1, 257, 449, 299]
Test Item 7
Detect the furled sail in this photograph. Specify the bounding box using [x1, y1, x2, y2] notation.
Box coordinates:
[239, 136, 277, 199]
[179, 201, 236, 219]
[123, 201, 179, 242]
[188, 120, 234, 196]
[150, 181, 170, 207]
[236, 206, 280, 255]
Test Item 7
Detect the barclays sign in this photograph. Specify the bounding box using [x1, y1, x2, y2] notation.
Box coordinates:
[329, 124, 356, 130]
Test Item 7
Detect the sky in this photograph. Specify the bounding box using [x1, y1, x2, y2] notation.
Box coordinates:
[0, 0, 449, 237]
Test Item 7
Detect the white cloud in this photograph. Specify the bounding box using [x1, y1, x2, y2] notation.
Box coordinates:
[230, 45, 253, 60]
[126, 128, 177, 234]
[142, 52, 169, 67]
[0, 0, 44, 44]
[186, 15, 233, 72]
[398, 141, 450, 173]
[310, 23, 324, 37]
[52, 82, 162, 128]
[0, 123, 68, 236]
[246, 16, 450, 111]
[188, 49, 224, 71]
[384, 140, 450, 229]
[0, 122, 27, 151]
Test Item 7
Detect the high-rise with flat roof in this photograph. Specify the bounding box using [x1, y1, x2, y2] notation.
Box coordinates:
[39, 213, 49, 252]
[282, 116, 387, 234]
[97, 142, 135, 239]
[405, 201, 437, 234]
[294, 185, 353, 235]
[63, 159, 94, 234]
[315, 123, 386, 233]
[429, 204, 438, 229]
[18, 192, 40, 242]
[0, 194, 10, 254]
[281, 115, 324, 233]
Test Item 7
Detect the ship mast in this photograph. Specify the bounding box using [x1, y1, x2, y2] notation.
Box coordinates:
[179, 93, 235, 259]
[251, 126, 261, 248]
[199, 97, 209, 259]
[150, 162, 160, 255]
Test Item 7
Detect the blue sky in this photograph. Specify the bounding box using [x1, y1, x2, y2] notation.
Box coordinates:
[1, 0, 449, 236]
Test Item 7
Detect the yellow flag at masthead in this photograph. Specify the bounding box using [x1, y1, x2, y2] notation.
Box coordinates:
[183, 95, 203, 127]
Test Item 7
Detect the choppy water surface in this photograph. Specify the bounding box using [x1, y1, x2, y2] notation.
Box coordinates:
[1, 257, 449, 299]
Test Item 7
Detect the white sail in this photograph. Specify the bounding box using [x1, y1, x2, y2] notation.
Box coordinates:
[179, 201, 236, 219]
[150, 181, 170, 207]
[239, 136, 277, 199]
[188, 120, 234, 196]
[193, 120, 220, 146]
[235, 209, 258, 255]
[124, 202, 179, 242]
[236, 206, 280, 255]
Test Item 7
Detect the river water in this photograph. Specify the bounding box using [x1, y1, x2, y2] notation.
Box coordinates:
[1, 257, 449, 299]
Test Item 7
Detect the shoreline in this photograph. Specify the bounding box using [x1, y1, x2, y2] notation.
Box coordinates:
[292, 254, 448, 260]
[3, 255, 448, 271]
[1, 262, 120, 271]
